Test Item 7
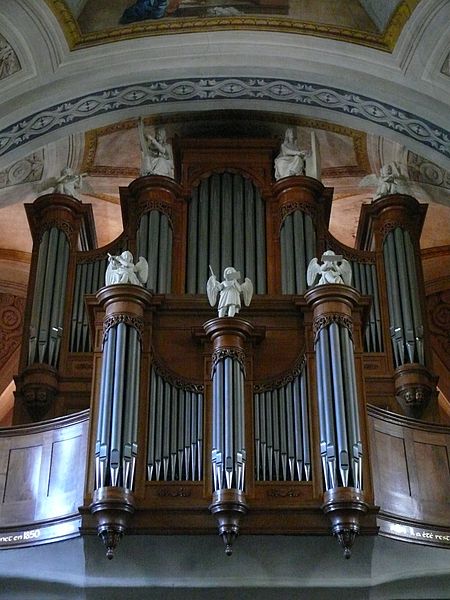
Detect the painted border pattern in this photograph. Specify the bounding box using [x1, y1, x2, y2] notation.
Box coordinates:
[0, 77, 448, 161]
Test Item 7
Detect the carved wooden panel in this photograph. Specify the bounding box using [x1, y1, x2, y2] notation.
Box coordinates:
[368, 407, 450, 528]
[0, 412, 88, 528]
[372, 428, 410, 497]
[3, 446, 42, 503]
[0, 293, 25, 366]
[413, 438, 450, 504]
[427, 290, 450, 362]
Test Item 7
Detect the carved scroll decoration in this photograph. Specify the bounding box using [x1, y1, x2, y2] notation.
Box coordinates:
[427, 290, 450, 362]
[280, 201, 318, 227]
[379, 219, 422, 243]
[0, 293, 25, 364]
[103, 313, 144, 341]
[324, 234, 375, 264]
[254, 354, 306, 393]
[76, 241, 128, 264]
[37, 220, 75, 245]
[313, 313, 353, 343]
[151, 351, 204, 393]
[138, 199, 174, 227]
[211, 347, 246, 377]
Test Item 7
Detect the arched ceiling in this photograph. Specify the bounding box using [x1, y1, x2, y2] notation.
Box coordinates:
[0, 0, 448, 258]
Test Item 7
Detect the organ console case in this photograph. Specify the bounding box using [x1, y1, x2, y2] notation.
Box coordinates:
[8, 138, 448, 557]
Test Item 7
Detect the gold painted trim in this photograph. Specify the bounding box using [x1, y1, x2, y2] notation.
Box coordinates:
[383, 0, 421, 52]
[44, 0, 420, 52]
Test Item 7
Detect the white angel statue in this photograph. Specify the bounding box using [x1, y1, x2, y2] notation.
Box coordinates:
[105, 251, 148, 287]
[34, 167, 92, 200]
[359, 162, 410, 199]
[307, 250, 352, 287]
[207, 266, 253, 317]
[138, 118, 174, 179]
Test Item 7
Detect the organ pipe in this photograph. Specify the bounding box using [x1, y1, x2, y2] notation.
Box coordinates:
[383, 227, 424, 367]
[186, 173, 267, 294]
[146, 366, 204, 482]
[137, 210, 173, 293]
[95, 320, 141, 490]
[28, 227, 69, 368]
[254, 360, 311, 482]
[280, 211, 316, 294]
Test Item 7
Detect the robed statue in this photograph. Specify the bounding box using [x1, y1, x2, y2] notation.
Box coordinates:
[138, 118, 174, 178]
[207, 266, 253, 317]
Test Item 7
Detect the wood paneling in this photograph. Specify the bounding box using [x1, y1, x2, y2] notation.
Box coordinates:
[0, 412, 88, 527]
[3, 445, 42, 503]
[368, 406, 450, 529]
[373, 429, 410, 497]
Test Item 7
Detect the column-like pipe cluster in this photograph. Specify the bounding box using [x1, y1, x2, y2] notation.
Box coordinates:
[28, 227, 69, 367]
[305, 284, 370, 559]
[212, 355, 246, 492]
[204, 317, 256, 556]
[147, 367, 203, 482]
[383, 227, 424, 367]
[315, 319, 362, 491]
[254, 361, 311, 482]
[95, 319, 141, 491]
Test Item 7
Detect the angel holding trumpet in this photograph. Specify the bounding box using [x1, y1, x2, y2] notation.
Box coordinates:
[207, 266, 253, 317]
[34, 166, 92, 200]
[105, 251, 148, 287]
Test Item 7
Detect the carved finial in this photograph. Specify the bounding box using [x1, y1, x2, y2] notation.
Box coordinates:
[99, 528, 122, 560]
[335, 527, 357, 559]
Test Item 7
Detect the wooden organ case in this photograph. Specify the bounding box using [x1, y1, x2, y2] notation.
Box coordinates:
[13, 138, 439, 559]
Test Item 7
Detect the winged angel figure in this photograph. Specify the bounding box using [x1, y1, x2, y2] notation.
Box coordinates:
[105, 251, 148, 287]
[34, 167, 94, 200]
[359, 162, 410, 199]
[307, 250, 352, 287]
[207, 266, 253, 317]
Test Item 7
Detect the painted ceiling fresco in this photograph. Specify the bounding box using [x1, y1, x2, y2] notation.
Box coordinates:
[78, 0, 378, 32]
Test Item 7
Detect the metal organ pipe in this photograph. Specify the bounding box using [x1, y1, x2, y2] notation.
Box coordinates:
[146, 367, 204, 483]
[137, 210, 173, 293]
[254, 361, 311, 482]
[28, 227, 70, 367]
[307, 285, 364, 493]
[186, 173, 267, 294]
[281, 211, 316, 294]
[383, 227, 425, 367]
[94, 307, 145, 492]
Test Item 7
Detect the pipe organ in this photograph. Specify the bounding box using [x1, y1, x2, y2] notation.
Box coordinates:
[12, 138, 439, 559]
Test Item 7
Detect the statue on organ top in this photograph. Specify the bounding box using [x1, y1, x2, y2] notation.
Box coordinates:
[307, 250, 352, 287]
[105, 251, 148, 287]
[207, 266, 253, 317]
[138, 118, 174, 179]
